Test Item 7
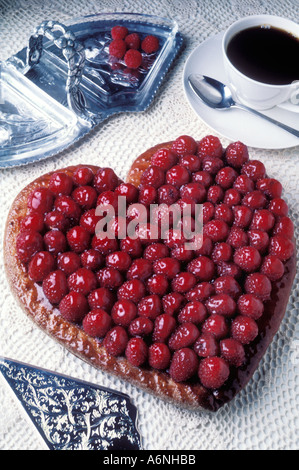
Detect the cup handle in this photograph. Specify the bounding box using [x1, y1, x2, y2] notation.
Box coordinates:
[277, 81, 299, 113]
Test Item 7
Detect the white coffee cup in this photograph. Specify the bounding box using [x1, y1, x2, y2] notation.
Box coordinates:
[222, 15, 299, 110]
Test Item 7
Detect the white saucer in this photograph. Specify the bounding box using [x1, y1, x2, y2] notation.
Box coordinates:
[183, 32, 299, 149]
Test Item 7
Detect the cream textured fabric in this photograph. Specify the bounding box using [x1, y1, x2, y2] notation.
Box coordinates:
[0, 0, 298, 450]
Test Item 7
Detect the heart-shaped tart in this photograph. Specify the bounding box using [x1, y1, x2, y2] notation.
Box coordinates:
[4, 135, 296, 411]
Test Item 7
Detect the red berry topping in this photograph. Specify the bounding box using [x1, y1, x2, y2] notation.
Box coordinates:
[124, 49, 142, 69]
[54, 195, 81, 221]
[82, 308, 112, 337]
[16, 230, 44, 263]
[125, 337, 148, 366]
[103, 326, 128, 356]
[193, 333, 219, 357]
[244, 273, 272, 301]
[72, 185, 97, 210]
[111, 25, 129, 40]
[67, 226, 90, 253]
[162, 292, 185, 315]
[111, 299, 137, 327]
[269, 235, 295, 261]
[202, 314, 228, 339]
[45, 211, 69, 232]
[81, 249, 104, 271]
[109, 38, 127, 59]
[140, 165, 165, 188]
[44, 230, 67, 255]
[242, 190, 267, 210]
[187, 256, 215, 282]
[171, 272, 197, 293]
[204, 219, 229, 242]
[205, 294, 236, 317]
[21, 212, 44, 232]
[198, 356, 230, 389]
[137, 294, 162, 320]
[250, 209, 275, 232]
[231, 315, 258, 344]
[97, 267, 123, 289]
[125, 32, 141, 50]
[57, 251, 81, 275]
[172, 135, 197, 156]
[151, 148, 178, 170]
[42, 270, 68, 304]
[147, 274, 169, 296]
[148, 343, 171, 370]
[27, 187, 54, 213]
[260, 255, 285, 281]
[88, 287, 115, 311]
[28, 251, 55, 283]
[248, 229, 269, 253]
[141, 35, 159, 54]
[68, 268, 97, 296]
[106, 251, 132, 271]
[166, 165, 190, 188]
[93, 168, 119, 193]
[129, 317, 153, 337]
[169, 348, 199, 382]
[178, 301, 207, 324]
[272, 216, 294, 239]
[241, 160, 266, 181]
[237, 294, 264, 320]
[225, 141, 249, 168]
[180, 154, 201, 172]
[49, 172, 73, 196]
[233, 246, 261, 272]
[197, 135, 223, 158]
[168, 322, 200, 350]
[117, 279, 146, 303]
[158, 184, 180, 205]
[256, 178, 282, 199]
[115, 182, 138, 203]
[220, 338, 245, 367]
[268, 198, 289, 217]
[73, 166, 94, 186]
[152, 314, 176, 342]
[59, 291, 89, 323]
[215, 167, 238, 189]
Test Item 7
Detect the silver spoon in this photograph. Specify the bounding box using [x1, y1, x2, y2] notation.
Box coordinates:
[188, 74, 299, 138]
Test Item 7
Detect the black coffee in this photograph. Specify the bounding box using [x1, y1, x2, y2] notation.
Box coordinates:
[226, 25, 299, 85]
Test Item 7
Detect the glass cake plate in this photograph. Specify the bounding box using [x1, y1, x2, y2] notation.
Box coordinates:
[0, 12, 183, 168]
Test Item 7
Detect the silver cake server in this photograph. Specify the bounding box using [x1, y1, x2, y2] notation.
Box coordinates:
[0, 357, 142, 450]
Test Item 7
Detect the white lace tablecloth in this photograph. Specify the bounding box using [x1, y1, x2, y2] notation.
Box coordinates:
[0, 0, 298, 450]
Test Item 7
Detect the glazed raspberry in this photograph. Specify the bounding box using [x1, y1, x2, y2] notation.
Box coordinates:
[202, 314, 228, 339]
[158, 184, 180, 205]
[117, 279, 146, 303]
[202, 202, 215, 223]
[146, 274, 169, 296]
[28, 251, 55, 283]
[198, 356, 230, 389]
[124, 49, 142, 69]
[186, 281, 214, 303]
[233, 246, 261, 272]
[54, 195, 81, 221]
[27, 187, 54, 214]
[171, 272, 197, 293]
[59, 291, 89, 323]
[45, 211, 69, 232]
[214, 275, 241, 299]
[225, 141, 249, 168]
[162, 292, 185, 315]
[80, 209, 101, 234]
[202, 156, 224, 175]
[97, 267, 123, 289]
[272, 217, 294, 239]
[166, 165, 190, 188]
[82, 308, 112, 337]
[214, 204, 234, 225]
[88, 287, 115, 311]
[72, 185, 97, 210]
[169, 348, 199, 382]
[223, 188, 242, 207]
[226, 227, 248, 249]
[120, 236, 143, 258]
[111, 299, 137, 327]
[193, 333, 219, 357]
[137, 294, 162, 320]
[16, 230, 44, 263]
[141, 35, 159, 54]
[111, 25, 129, 40]
[21, 212, 44, 233]
[115, 182, 139, 203]
[92, 235, 119, 255]
[248, 229, 269, 253]
[217, 262, 242, 279]
[129, 317, 153, 337]
[127, 258, 153, 281]
[42, 270, 68, 304]
[138, 185, 157, 205]
[232, 205, 253, 228]
[109, 38, 127, 59]
[93, 168, 119, 193]
[73, 166, 94, 186]
[143, 243, 169, 261]
[171, 245, 194, 262]
[151, 148, 178, 170]
[220, 338, 245, 367]
[103, 326, 129, 356]
[242, 190, 267, 210]
[49, 172, 73, 196]
[106, 251, 132, 271]
[44, 230, 67, 255]
[233, 174, 254, 194]
[168, 322, 199, 350]
[80, 249, 104, 271]
[57, 251, 81, 275]
[148, 343, 171, 370]
[125, 337, 148, 366]
[180, 154, 201, 172]
[231, 315, 258, 345]
[68, 268, 97, 296]
[268, 198, 289, 218]
[187, 256, 215, 282]
[256, 178, 282, 199]
[244, 273, 272, 301]
[269, 235, 295, 261]
[197, 135, 223, 158]
[152, 314, 176, 342]
[177, 301, 207, 324]
[241, 160, 266, 181]
[212, 242, 232, 264]
[125, 32, 141, 50]
[140, 165, 165, 189]
[153, 257, 180, 279]
[192, 170, 213, 188]
[67, 226, 90, 253]
[204, 219, 229, 242]
[205, 294, 236, 317]
[215, 167, 238, 189]
[250, 209, 275, 232]
[180, 182, 206, 204]
[207, 185, 224, 204]
[237, 294, 264, 320]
